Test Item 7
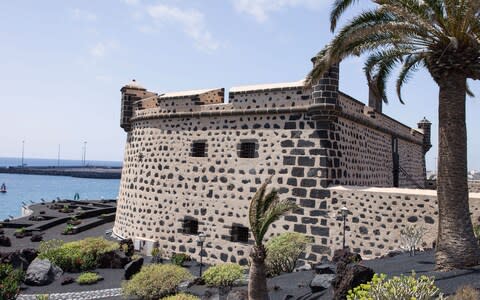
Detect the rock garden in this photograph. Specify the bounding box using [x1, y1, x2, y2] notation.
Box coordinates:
[2, 198, 480, 300]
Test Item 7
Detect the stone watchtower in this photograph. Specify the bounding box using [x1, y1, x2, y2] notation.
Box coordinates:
[417, 117, 432, 154]
[120, 79, 156, 132]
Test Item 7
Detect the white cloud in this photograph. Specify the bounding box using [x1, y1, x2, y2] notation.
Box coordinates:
[72, 8, 97, 22]
[232, 0, 327, 22]
[146, 4, 219, 52]
[89, 41, 118, 58]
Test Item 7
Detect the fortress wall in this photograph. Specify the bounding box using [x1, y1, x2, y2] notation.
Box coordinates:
[115, 104, 337, 264]
[338, 94, 424, 144]
[470, 181, 480, 193]
[116, 82, 431, 265]
[334, 117, 393, 186]
[326, 187, 480, 259]
[397, 139, 425, 187]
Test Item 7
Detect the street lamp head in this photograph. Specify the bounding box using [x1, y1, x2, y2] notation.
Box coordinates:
[340, 206, 349, 217]
[198, 232, 206, 243]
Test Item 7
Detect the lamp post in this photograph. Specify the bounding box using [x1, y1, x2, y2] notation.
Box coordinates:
[340, 206, 350, 249]
[198, 232, 206, 277]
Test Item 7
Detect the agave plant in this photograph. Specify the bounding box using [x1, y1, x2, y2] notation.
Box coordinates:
[308, 0, 480, 271]
[248, 177, 298, 300]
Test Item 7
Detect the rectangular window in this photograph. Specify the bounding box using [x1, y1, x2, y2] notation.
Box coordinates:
[182, 218, 199, 235]
[239, 142, 256, 158]
[231, 225, 249, 243]
[191, 142, 207, 157]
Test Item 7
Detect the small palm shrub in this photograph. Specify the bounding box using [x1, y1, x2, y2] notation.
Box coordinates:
[171, 253, 191, 266]
[35, 295, 49, 300]
[450, 286, 480, 300]
[202, 263, 244, 287]
[161, 293, 200, 300]
[0, 263, 24, 300]
[347, 273, 444, 300]
[122, 264, 193, 299]
[38, 237, 119, 272]
[76, 272, 103, 285]
[265, 232, 313, 276]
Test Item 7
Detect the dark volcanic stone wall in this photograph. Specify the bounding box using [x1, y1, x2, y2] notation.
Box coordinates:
[114, 82, 428, 265]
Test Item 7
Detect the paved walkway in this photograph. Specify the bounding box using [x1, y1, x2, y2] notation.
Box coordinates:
[17, 288, 122, 300]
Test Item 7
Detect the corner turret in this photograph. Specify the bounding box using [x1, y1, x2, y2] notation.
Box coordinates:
[120, 79, 156, 132]
[417, 117, 432, 154]
[309, 58, 340, 120]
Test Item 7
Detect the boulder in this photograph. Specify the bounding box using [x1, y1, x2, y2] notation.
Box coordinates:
[0, 248, 38, 270]
[332, 248, 362, 264]
[310, 274, 336, 293]
[97, 250, 130, 268]
[119, 238, 135, 256]
[124, 257, 144, 280]
[201, 289, 220, 300]
[61, 276, 75, 285]
[333, 264, 374, 300]
[25, 258, 63, 286]
[0, 235, 11, 247]
[315, 263, 336, 275]
[333, 248, 362, 281]
[227, 289, 248, 300]
[30, 234, 43, 242]
[21, 248, 39, 265]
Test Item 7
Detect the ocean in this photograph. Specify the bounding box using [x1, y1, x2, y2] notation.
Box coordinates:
[0, 157, 121, 220]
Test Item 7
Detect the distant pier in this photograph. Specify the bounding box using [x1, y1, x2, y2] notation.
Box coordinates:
[0, 166, 122, 179]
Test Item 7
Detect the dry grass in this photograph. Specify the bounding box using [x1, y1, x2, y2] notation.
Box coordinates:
[450, 286, 480, 300]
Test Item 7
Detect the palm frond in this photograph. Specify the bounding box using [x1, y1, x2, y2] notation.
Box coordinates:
[396, 54, 425, 103]
[248, 178, 298, 246]
[330, 0, 361, 32]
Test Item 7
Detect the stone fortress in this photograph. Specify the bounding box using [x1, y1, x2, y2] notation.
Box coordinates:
[112, 61, 480, 265]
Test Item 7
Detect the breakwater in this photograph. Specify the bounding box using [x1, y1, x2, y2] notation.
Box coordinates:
[0, 166, 121, 179]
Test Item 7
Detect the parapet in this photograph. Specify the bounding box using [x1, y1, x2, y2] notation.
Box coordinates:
[119, 79, 425, 146]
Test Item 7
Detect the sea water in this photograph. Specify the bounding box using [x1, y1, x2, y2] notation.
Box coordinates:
[0, 157, 121, 220]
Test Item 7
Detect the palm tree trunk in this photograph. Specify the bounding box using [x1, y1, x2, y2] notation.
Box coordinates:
[248, 245, 269, 300]
[435, 72, 480, 271]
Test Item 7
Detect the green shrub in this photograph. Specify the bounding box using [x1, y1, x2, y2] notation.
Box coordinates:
[122, 264, 193, 299]
[347, 273, 444, 300]
[171, 253, 191, 266]
[35, 295, 49, 300]
[0, 263, 24, 300]
[15, 227, 26, 234]
[161, 293, 200, 300]
[131, 254, 143, 261]
[38, 237, 119, 272]
[63, 224, 75, 234]
[265, 232, 313, 276]
[76, 272, 103, 285]
[202, 263, 244, 287]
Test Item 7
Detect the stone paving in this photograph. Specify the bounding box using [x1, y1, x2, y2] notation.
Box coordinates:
[17, 288, 122, 300]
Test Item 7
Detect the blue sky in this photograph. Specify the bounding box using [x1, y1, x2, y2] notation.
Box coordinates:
[0, 0, 478, 171]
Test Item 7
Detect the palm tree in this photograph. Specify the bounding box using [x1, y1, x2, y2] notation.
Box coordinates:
[248, 178, 298, 300]
[307, 0, 480, 271]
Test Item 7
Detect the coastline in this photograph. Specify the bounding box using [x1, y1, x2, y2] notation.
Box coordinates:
[0, 166, 122, 179]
